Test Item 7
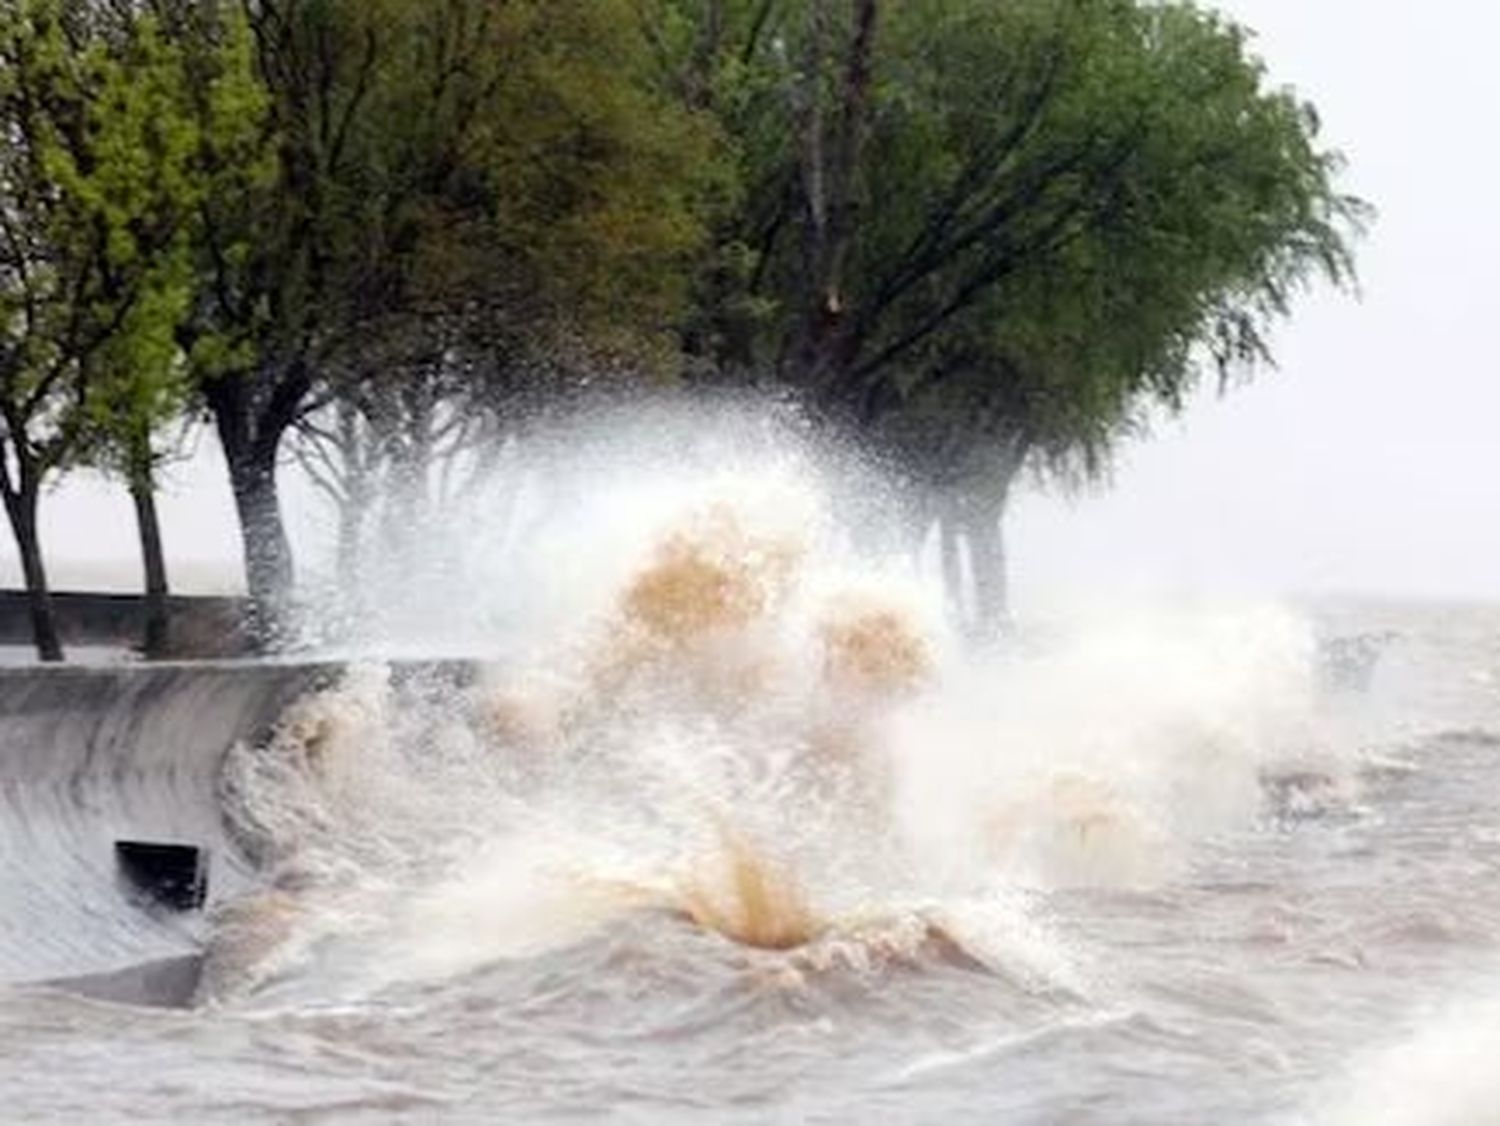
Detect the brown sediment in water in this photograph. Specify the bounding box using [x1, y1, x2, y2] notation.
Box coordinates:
[792, 915, 989, 976]
[619, 502, 802, 647]
[982, 771, 1163, 886]
[480, 505, 942, 757]
[281, 707, 338, 772]
[476, 675, 570, 753]
[742, 915, 988, 990]
[577, 501, 807, 710]
[798, 597, 932, 798]
[817, 596, 932, 698]
[199, 887, 307, 1001]
[473, 504, 806, 751]
[675, 825, 824, 951]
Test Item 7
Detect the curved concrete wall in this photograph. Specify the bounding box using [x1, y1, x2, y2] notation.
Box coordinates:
[0, 663, 335, 983]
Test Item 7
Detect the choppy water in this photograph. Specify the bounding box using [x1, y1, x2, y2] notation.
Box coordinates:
[3, 435, 1499, 1124]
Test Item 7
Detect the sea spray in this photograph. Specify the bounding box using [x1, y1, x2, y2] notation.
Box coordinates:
[1315, 987, 1500, 1126]
[217, 411, 1340, 1000]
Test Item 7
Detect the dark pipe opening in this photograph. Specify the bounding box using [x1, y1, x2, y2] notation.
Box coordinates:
[114, 841, 208, 912]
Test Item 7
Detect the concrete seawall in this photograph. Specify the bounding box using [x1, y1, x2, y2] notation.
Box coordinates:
[0, 662, 337, 984]
[0, 590, 252, 657]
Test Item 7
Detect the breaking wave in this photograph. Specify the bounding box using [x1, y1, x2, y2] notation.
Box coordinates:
[213, 421, 1340, 1003]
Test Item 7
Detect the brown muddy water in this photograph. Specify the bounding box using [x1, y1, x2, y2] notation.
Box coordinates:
[2, 475, 1499, 1124]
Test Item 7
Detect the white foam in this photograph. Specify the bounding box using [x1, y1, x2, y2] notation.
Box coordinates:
[1316, 989, 1500, 1126]
[219, 410, 1342, 991]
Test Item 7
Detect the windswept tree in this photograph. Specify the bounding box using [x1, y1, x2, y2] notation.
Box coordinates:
[0, 1, 202, 660]
[167, 0, 720, 644]
[669, 0, 1366, 633]
[84, 282, 197, 658]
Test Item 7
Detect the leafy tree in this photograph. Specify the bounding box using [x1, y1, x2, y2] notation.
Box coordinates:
[84, 295, 196, 658]
[168, 0, 720, 644]
[0, 0, 202, 660]
[669, 0, 1366, 633]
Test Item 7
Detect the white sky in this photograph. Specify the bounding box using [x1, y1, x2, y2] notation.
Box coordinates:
[4, 0, 1498, 604]
[1014, 0, 1500, 603]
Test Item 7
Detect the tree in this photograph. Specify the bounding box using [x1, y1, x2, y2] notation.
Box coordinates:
[85, 296, 197, 658]
[670, 0, 1366, 633]
[0, 0, 201, 660]
[164, 0, 720, 645]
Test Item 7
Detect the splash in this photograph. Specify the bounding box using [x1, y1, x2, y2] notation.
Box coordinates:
[817, 593, 933, 698]
[218, 412, 1341, 998]
[1315, 987, 1500, 1126]
[674, 822, 824, 951]
[619, 500, 802, 646]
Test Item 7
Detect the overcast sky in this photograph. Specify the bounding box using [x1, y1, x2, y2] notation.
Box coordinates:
[4, 0, 1497, 604]
[1016, 0, 1500, 602]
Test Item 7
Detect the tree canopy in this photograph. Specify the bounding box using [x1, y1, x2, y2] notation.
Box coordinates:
[663, 0, 1365, 632]
[157, 0, 724, 641]
[0, 0, 1365, 656]
[1, 0, 207, 658]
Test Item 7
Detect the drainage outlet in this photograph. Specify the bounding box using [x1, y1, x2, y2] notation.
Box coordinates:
[115, 841, 209, 912]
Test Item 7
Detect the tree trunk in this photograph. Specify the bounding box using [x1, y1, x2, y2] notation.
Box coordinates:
[2, 483, 63, 662]
[334, 400, 369, 591]
[206, 369, 302, 651]
[939, 503, 969, 626]
[335, 491, 364, 592]
[965, 501, 1008, 643]
[128, 448, 171, 659]
[227, 449, 295, 650]
[787, 0, 879, 397]
[944, 436, 1028, 643]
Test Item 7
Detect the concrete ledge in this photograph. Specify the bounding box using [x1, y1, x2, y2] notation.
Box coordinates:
[0, 661, 335, 984]
[47, 954, 205, 1009]
[0, 658, 482, 988]
[0, 590, 251, 657]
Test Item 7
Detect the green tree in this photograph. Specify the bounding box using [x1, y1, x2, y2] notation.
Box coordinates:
[169, 0, 719, 644]
[671, 0, 1365, 633]
[84, 275, 198, 658]
[0, 0, 202, 660]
